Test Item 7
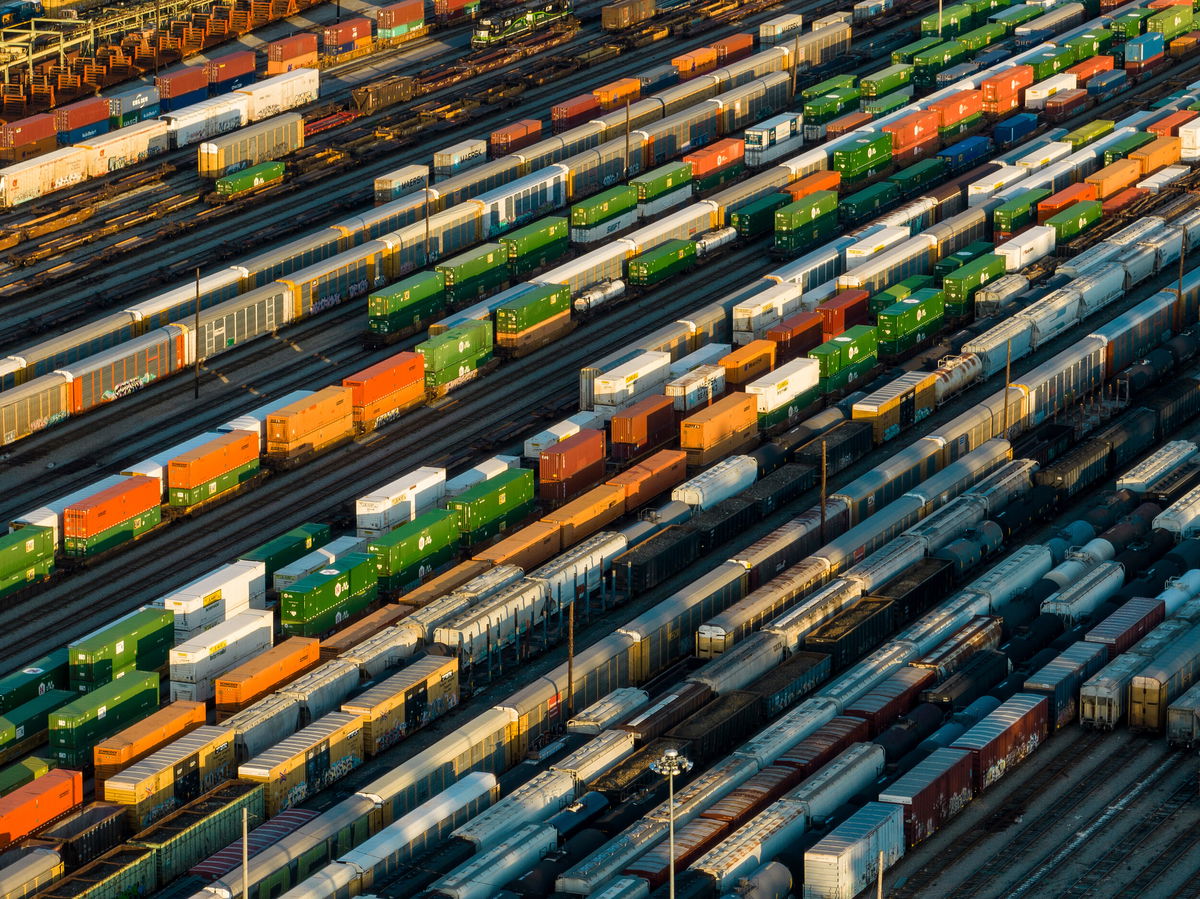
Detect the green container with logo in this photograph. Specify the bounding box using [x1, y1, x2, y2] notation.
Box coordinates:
[239, 523, 332, 579]
[0, 650, 70, 717]
[840, 182, 900, 226]
[804, 88, 861, 125]
[912, 41, 968, 86]
[628, 239, 697, 287]
[1065, 28, 1112, 60]
[64, 506, 161, 558]
[892, 36, 941, 64]
[920, 3, 972, 36]
[436, 243, 508, 302]
[942, 253, 1006, 318]
[418, 320, 494, 381]
[1103, 131, 1155, 165]
[776, 191, 838, 232]
[731, 193, 791, 238]
[367, 509, 461, 593]
[1148, 5, 1191, 41]
[993, 189, 1051, 235]
[1062, 120, 1113, 151]
[863, 88, 913, 116]
[774, 213, 838, 256]
[1111, 8, 1153, 40]
[869, 275, 933, 315]
[496, 284, 571, 334]
[280, 552, 379, 637]
[215, 162, 284, 195]
[48, 670, 160, 768]
[1046, 201, 1102, 243]
[878, 288, 946, 354]
[168, 458, 260, 508]
[631, 162, 692, 202]
[1027, 46, 1076, 81]
[800, 74, 857, 100]
[571, 185, 638, 228]
[69, 607, 174, 691]
[833, 133, 893, 179]
[934, 241, 995, 279]
[0, 526, 55, 600]
[447, 468, 535, 533]
[0, 689, 75, 755]
[0, 756, 56, 796]
[500, 217, 569, 275]
[959, 22, 1005, 50]
[367, 271, 447, 337]
[460, 500, 536, 547]
[860, 64, 912, 98]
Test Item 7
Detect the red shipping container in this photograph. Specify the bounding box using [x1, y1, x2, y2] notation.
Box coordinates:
[1044, 89, 1091, 122]
[157, 67, 208, 98]
[816, 290, 869, 340]
[268, 33, 319, 61]
[1126, 54, 1166, 75]
[0, 770, 83, 851]
[206, 50, 256, 83]
[64, 477, 161, 539]
[540, 429, 606, 482]
[1150, 110, 1198, 137]
[0, 113, 55, 148]
[844, 668, 934, 736]
[490, 119, 542, 155]
[1066, 54, 1114, 86]
[980, 65, 1033, 105]
[1102, 187, 1148, 215]
[882, 110, 939, 153]
[775, 717, 871, 777]
[343, 352, 423, 406]
[379, 0, 424, 27]
[683, 138, 744, 178]
[611, 395, 676, 460]
[54, 97, 108, 133]
[1037, 182, 1097, 222]
[606, 449, 687, 508]
[552, 94, 600, 131]
[1084, 597, 1166, 659]
[711, 33, 753, 62]
[895, 136, 940, 166]
[767, 311, 824, 361]
[827, 111, 874, 138]
[325, 17, 372, 46]
[540, 460, 606, 503]
[783, 170, 841, 201]
[879, 747, 974, 847]
[926, 90, 982, 129]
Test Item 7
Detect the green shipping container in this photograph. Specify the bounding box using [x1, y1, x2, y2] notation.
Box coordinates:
[280, 553, 379, 637]
[776, 191, 838, 231]
[933, 241, 994, 279]
[958, 22, 1005, 50]
[436, 243, 507, 299]
[988, 3, 1042, 32]
[892, 36, 942, 64]
[448, 468, 535, 533]
[1103, 131, 1155, 165]
[808, 343, 843, 379]
[628, 239, 697, 287]
[1063, 120, 1114, 150]
[1148, 5, 1192, 41]
[804, 88, 861, 125]
[912, 41, 968, 79]
[239, 523, 331, 579]
[878, 288, 946, 353]
[863, 88, 914, 117]
[571, 185, 638, 227]
[942, 253, 1006, 317]
[215, 162, 284, 195]
[1046, 201, 1102, 243]
[69, 607, 174, 690]
[1111, 8, 1153, 40]
[758, 386, 822, 430]
[731, 194, 791, 237]
[367, 271, 447, 336]
[888, 158, 945, 196]
[500, 217, 569, 262]
[800, 74, 857, 101]
[860, 64, 912, 98]
[840, 182, 900, 225]
[993, 188, 1051, 234]
[168, 458, 259, 508]
[694, 163, 745, 193]
[920, 3, 973, 36]
[967, 0, 1008, 16]
[868, 277, 927, 316]
[0, 756, 54, 796]
[367, 509, 460, 593]
[49, 670, 159, 766]
[460, 499, 536, 547]
[0, 526, 55, 598]
[833, 133, 893, 178]
[0, 689, 75, 753]
[1065, 28, 1112, 60]
[631, 162, 692, 202]
[774, 214, 839, 255]
[1027, 46, 1076, 81]
[418, 320, 493, 372]
[496, 284, 571, 334]
[63, 505, 161, 558]
[424, 348, 493, 389]
[0, 650, 69, 716]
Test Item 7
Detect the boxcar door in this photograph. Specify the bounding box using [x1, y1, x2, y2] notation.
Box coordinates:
[174, 752, 202, 804]
[405, 680, 429, 732]
[306, 739, 331, 783]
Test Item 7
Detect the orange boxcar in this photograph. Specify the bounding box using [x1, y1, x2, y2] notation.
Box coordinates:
[473, 521, 562, 570]
[541, 484, 627, 546]
[606, 449, 687, 508]
[168, 431, 258, 490]
[93, 701, 207, 785]
[342, 352, 425, 430]
[214, 637, 321, 713]
[720, 340, 776, 386]
[63, 477, 160, 540]
[0, 769, 82, 850]
[680, 393, 757, 450]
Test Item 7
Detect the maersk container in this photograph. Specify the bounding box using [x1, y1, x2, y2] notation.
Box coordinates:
[367, 509, 460, 593]
[0, 650, 69, 716]
[993, 187, 1052, 234]
[436, 244, 508, 301]
[941, 254, 1005, 317]
[572, 185, 638, 228]
[878, 289, 945, 354]
[631, 162, 692, 202]
[279, 553, 378, 636]
[239, 523, 331, 579]
[69, 607, 174, 691]
[447, 467, 535, 533]
[861, 64, 912, 98]
[731, 193, 791, 238]
[499, 217, 568, 275]
[1046, 200, 1101, 242]
[367, 270, 447, 337]
[628, 239, 696, 287]
[0, 525, 54, 599]
[833, 133, 893, 179]
[496, 283, 571, 334]
[48, 671, 160, 767]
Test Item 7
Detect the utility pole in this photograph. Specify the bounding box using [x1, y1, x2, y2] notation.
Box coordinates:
[241, 807, 249, 899]
[194, 267, 201, 399]
[624, 99, 631, 180]
[819, 439, 827, 544]
[876, 849, 884, 899]
[1003, 338, 1011, 437]
[566, 600, 575, 720]
[791, 34, 799, 97]
[424, 196, 432, 264]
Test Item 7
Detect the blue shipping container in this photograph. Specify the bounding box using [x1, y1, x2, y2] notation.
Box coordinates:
[208, 72, 255, 95]
[57, 120, 109, 145]
[1087, 69, 1126, 96]
[937, 135, 992, 171]
[639, 64, 679, 93]
[1125, 31, 1164, 63]
[159, 87, 208, 112]
[993, 112, 1038, 147]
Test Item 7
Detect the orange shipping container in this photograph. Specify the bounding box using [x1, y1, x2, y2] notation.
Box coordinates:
[93, 701, 207, 785]
[473, 520, 562, 570]
[342, 352, 424, 428]
[1170, 34, 1199, 58]
[827, 111, 873, 138]
[168, 431, 258, 491]
[980, 65, 1033, 103]
[720, 340, 776, 386]
[672, 47, 718, 72]
[214, 637, 321, 712]
[882, 110, 939, 153]
[317, 604, 414, 660]
[1102, 186, 1148, 215]
[606, 449, 687, 509]
[1066, 55, 1114, 85]
[680, 392, 757, 450]
[1149, 110, 1198, 137]
[611, 394, 675, 445]
[593, 78, 641, 110]
[1037, 182, 1098, 222]
[783, 170, 841, 201]
[1147, 0, 1190, 6]
[541, 484, 627, 546]
[267, 386, 354, 444]
[926, 90, 983, 129]
[267, 51, 318, 75]
[63, 477, 160, 540]
[711, 33, 753, 61]
[684, 138, 745, 178]
[1085, 158, 1143, 199]
[0, 770, 82, 850]
[1129, 136, 1181, 174]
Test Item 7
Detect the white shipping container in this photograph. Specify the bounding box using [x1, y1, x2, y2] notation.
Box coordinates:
[169, 609, 274, 701]
[668, 343, 732, 378]
[234, 68, 319, 120]
[747, 132, 806, 167]
[162, 94, 250, 146]
[665, 364, 726, 412]
[744, 111, 803, 149]
[355, 467, 447, 537]
[746, 358, 820, 413]
[1014, 140, 1072, 169]
[733, 283, 804, 343]
[1155, 483, 1200, 536]
[967, 165, 1027, 206]
[78, 119, 171, 178]
[375, 164, 430, 202]
[121, 433, 222, 491]
[672, 456, 758, 509]
[802, 802, 904, 899]
[525, 419, 583, 459]
[0, 146, 89, 207]
[434, 138, 488, 175]
[154, 559, 266, 640]
[995, 225, 1056, 272]
[593, 351, 672, 407]
[443, 455, 519, 499]
[1180, 120, 1200, 159]
[1024, 74, 1077, 109]
[759, 12, 804, 44]
[273, 535, 363, 592]
[844, 227, 910, 268]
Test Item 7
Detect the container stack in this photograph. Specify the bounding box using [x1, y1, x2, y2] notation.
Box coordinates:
[356, 468, 447, 538]
[366, 508, 460, 593]
[266, 34, 319, 75]
[49, 671, 160, 767]
[496, 284, 572, 353]
[417, 321, 494, 392]
[775, 189, 839, 255]
[69, 607, 174, 693]
[570, 185, 638, 243]
[279, 554, 378, 637]
[378, 0, 425, 41]
[265, 387, 355, 465]
[435, 244, 506, 301]
[166, 431, 259, 509]
[1, 114, 56, 163]
[680, 393, 758, 468]
[746, 358, 821, 429]
[684, 137, 745, 193]
[62, 477, 162, 558]
[539, 431, 606, 504]
[154, 560, 267, 642]
[810, 326, 879, 392]
[0, 526, 55, 600]
[489, 118, 543, 155]
[447, 467, 536, 544]
[156, 67, 209, 112]
[324, 17, 373, 56]
[169, 608, 274, 700]
[631, 162, 693, 218]
[500, 218, 568, 276]
[54, 97, 109, 146]
[206, 51, 256, 94]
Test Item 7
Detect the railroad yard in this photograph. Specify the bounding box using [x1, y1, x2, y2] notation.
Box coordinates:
[4, 0, 1200, 893]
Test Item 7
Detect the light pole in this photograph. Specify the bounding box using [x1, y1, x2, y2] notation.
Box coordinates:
[650, 747, 692, 899]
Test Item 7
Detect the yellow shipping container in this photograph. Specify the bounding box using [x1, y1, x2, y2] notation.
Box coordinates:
[852, 371, 938, 443]
[237, 711, 364, 815]
[341, 656, 459, 756]
[102, 726, 237, 830]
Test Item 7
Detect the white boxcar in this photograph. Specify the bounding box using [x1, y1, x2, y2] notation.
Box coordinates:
[163, 94, 250, 147]
[79, 119, 171, 177]
[234, 68, 319, 120]
[803, 802, 904, 899]
[0, 146, 89, 207]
